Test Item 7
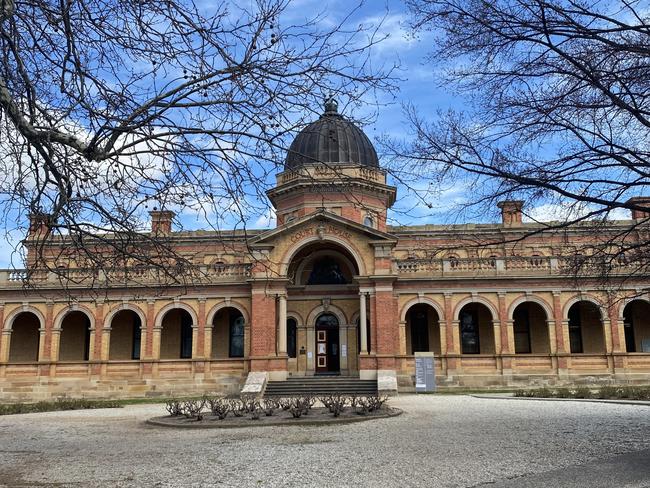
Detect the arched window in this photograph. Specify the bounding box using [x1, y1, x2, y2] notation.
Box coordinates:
[363, 215, 374, 227]
[287, 318, 297, 358]
[316, 313, 339, 328]
[307, 257, 348, 285]
[229, 314, 245, 358]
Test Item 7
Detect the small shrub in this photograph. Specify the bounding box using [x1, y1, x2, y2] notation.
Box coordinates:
[597, 385, 619, 399]
[262, 399, 279, 416]
[229, 399, 246, 417]
[207, 397, 230, 420]
[180, 399, 205, 421]
[165, 399, 183, 417]
[571, 387, 593, 399]
[553, 388, 572, 398]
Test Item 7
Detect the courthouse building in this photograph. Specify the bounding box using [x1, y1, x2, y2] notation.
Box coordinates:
[1, 100, 649, 400]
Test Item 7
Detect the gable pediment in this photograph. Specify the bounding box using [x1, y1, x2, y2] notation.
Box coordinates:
[249, 210, 397, 249]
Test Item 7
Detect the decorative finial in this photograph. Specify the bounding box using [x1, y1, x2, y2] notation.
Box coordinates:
[324, 95, 338, 114]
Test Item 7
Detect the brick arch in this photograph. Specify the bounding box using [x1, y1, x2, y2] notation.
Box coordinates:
[4, 305, 46, 331]
[286, 311, 304, 326]
[104, 303, 146, 330]
[618, 296, 650, 320]
[280, 235, 367, 277]
[562, 294, 605, 320]
[53, 305, 96, 330]
[206, 300, 249, 326]
[306, 304, 348, 326]
[400, 297, 445, 322]
[453, 296, 498, 321]
[154, 302, 198, 328]
[507, 295, 553, 321]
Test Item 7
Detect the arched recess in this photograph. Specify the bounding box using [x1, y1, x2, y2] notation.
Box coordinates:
[400, 297, 445, 323]
[622, 299, 650, 353]
[562, 294, 605, 320]
[280, 235, 367, 277]
[104, 304, 146, 331]
[566, 300, 605, 354]
[159, 308, 194, 360]
[57, 309, 93, 361]
[457, 302, 496, 355]
[453, 296, 499, 322]
[211, 306, 245, 359]
[108, 310, 142, 360]
[154, 302, 198, 329]
[205, 301, 249, 328]
[7, 311, 42, 363]
[404, 303, 441, 355]
[511, 302, 550, 354]
[306, 304, 348, 326]
[507, 296, 553, 321]
[4, 306, 46, 331]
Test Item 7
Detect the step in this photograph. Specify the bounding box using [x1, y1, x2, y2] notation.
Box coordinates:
[264, 376, 378, 397]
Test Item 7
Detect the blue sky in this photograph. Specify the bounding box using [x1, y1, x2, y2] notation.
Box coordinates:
[0, 0, 631, 268]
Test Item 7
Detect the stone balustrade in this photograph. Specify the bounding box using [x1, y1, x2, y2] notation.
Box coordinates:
[0, 263, 253, 288]
[394, 256, 637, 277]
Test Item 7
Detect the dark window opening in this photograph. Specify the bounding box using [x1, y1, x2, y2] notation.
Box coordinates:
[410, 309, 430, 353]
[180, 313, 192, 359]
[623, 308, 636, 353]
[229, 314, 245, 358]
[460, 310, 480, 354]
[307, 257, 348, 285]
[287, 318, 297, 358]
[513, 307, 532, 354]
[568, 306, 584, 353]
[132, 315, 142, 360]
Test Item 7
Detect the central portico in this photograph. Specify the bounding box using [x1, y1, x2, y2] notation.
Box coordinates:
[245, 98, 397, 384]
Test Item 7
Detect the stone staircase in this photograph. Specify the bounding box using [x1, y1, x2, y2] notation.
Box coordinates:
[264, 376, 378, 397]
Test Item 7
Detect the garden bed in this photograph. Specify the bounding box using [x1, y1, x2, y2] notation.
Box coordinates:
[147, 394, 401, 428]
[514, 385, 650, 401]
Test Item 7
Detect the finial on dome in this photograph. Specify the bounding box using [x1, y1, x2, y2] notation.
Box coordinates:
[324, 95, 338, 114]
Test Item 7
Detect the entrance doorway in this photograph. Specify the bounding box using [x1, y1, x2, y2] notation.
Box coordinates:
[315, 313, 340, 375]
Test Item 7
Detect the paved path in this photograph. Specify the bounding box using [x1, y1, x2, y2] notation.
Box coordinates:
[0, 395, 649, 487]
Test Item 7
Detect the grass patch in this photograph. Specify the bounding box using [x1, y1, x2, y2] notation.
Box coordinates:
[514, 385, 650, 401]
[0, 399, 123, 416]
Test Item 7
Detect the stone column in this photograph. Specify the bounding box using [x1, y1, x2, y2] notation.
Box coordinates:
[398, 320, 407, 355]
[0, 328, 10, 363]
[196, 298, 206, 359]
[277, 294, 287, 356]
[552, 292, 566, 353]
[359, 292, 368, 354]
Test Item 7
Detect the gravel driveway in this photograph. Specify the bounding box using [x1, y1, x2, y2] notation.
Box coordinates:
[0, 395, 649, 487]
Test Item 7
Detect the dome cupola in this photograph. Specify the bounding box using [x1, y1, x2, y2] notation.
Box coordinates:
[285, 98, 379, 170]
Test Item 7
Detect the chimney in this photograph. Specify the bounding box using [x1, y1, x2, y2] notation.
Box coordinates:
[28, 212, 52, 238]
[150, 210, 175, 234]
[497, 200, 524, 227]
[627, 197, 650, 220]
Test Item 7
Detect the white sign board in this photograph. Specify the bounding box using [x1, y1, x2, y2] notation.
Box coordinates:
[415, 351, 436, 393]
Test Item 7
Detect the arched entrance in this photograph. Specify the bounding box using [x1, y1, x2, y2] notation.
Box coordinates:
[285, 240, 361, 376]
[315, 313, 340, 374]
